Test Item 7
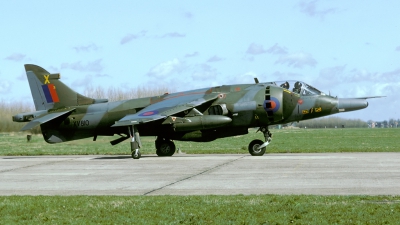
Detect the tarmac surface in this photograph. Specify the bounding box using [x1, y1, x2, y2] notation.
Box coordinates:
[1, 153, 399, 196]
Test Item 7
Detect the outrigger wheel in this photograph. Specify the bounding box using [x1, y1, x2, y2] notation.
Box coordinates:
[248, 126, 272, 156]
[132, 149, 141, 159]
[129, 125, 142, 159]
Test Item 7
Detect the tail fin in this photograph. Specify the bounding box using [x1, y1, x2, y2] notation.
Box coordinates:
[25, 64, 96, 110]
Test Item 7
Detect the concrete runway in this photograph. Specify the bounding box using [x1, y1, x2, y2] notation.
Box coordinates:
[1, 153, 399, 196]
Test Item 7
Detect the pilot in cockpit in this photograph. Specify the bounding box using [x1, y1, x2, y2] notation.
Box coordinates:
[293, 81, 302, 94]
[280, 81, 289, 90]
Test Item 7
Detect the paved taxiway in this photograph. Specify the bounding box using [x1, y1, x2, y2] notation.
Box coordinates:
[1, 153, 399, 196]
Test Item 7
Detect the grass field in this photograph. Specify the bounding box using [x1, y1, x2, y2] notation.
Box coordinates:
[1, 128, 399, 156]
[1, 195, 400, 224]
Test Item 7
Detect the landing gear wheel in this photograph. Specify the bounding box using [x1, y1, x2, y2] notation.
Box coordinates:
[248, 139, 266, 156]
[156, 140, 176, 157]
[132, 150, 141, 159]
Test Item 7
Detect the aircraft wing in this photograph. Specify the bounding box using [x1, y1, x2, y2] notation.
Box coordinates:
[112, 92, 219, 127]
[21, 108, 75, 131]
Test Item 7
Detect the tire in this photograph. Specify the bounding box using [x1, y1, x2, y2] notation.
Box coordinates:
[248, 139, 266, 156]
[156, 140, 176, 157]
[132, 150, 141, 159]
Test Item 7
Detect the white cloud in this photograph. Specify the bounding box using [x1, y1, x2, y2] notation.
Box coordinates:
[120, 31, 147, 45]
[73, 44, 100, 53]
[5, 53, 26, 62]
[161, 32, 185, 38]
[271, 71, 304, 81]
[147, 58, 183, 78]
[120, 34, 139, 45]
[246, 43, 266, 55]
[17, 71, 27, 81]
[184, 12, 193, 19]
[184, 52, 199, 58]
[275, 52, 317, 68]
[314, 65, 346, 89]
[72, 75, 93, 87]
[299, 0, 338, 18]
[266, 43, 288, 55]
[381, 68, 400, 82]
[347, 68, 375, 82]
[120, 31, 185, 44]
[61, 59, 104, 72]
[345, 82, 396, 99]
[206, 55, 225, 63]
[229, 71, 259, 84]
[0, 80, 11, 94]
[370, 83, 393, 96]
[347, 68, 400, 83]
[191, 64, 218, 80]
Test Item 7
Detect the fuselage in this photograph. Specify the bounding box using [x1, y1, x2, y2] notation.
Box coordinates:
[39, 81, 361, 144]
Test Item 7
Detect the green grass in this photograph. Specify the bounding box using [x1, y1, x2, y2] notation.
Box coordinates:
[1, 195, 399, 224]
[1, 128, 399, 156]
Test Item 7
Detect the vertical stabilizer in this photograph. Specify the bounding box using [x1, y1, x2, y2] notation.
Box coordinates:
[25, 64, 95, 110]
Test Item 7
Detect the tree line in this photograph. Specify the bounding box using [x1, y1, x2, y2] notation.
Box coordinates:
[297, 117, 369, 128]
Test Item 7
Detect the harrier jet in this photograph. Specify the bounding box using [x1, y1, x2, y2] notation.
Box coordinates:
[13, 65, 379, 159]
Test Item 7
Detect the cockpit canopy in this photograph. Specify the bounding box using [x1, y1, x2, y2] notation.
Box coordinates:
[275, 80, 326, 96]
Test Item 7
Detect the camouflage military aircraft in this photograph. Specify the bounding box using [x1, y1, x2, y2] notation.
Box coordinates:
[13, 64, 380, 159]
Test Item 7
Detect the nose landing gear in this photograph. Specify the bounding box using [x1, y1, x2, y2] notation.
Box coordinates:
[248, 126, 272, 156]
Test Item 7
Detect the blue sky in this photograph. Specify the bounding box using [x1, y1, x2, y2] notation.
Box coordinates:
[1, 1, 399, 121]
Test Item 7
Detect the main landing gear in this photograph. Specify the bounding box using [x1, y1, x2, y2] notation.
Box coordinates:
[129, 126, 142, 159]
[155, 137, 176, 157]
[248, 126, 272, 156]
[127, 125, 176, 159]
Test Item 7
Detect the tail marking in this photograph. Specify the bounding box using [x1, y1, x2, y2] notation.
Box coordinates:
[42, 83, 60, 103]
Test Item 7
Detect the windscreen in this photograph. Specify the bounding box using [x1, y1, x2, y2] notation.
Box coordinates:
[275, 80, 325, 96]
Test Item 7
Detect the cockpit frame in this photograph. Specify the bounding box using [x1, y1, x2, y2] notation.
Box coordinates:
[274, 80, 326, 96]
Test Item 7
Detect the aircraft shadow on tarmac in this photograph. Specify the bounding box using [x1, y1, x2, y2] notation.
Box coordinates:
[93, 156, 139, 160]
[93, 155, 163, 160]
[92, 154, 242, 160]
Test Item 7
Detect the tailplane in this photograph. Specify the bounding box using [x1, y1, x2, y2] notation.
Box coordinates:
[25, 64, 99, 110]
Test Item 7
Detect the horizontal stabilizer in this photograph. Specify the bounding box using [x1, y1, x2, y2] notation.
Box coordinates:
[21, 108, 75, 131]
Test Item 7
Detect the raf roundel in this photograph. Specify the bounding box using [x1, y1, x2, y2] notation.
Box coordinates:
[263, 97, 280, 113]
[139, 110, 159, 116]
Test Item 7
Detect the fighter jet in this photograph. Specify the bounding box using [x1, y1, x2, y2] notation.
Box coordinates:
[13, 64, 380, 159]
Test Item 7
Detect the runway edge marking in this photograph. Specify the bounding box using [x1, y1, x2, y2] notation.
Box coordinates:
[143, 155, 246, 196]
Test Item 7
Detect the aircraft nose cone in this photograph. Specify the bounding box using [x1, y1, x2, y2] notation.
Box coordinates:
[338, 98, 368, 112]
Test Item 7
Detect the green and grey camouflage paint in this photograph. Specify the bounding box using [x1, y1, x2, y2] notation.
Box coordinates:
[13, 64, 379, 158]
